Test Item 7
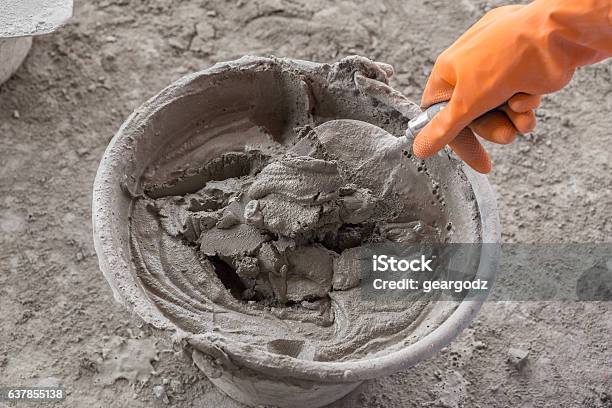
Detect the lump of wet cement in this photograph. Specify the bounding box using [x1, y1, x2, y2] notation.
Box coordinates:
[130, 119, 448, 362]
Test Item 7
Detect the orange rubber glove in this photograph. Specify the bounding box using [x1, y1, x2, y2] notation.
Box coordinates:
[413, 0, 612, 173]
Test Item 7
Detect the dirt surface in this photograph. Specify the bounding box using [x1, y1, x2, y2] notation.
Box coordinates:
[0, 0, 610, 407]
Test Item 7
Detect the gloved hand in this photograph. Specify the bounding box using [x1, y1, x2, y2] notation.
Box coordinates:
[413, 0, 612, 173]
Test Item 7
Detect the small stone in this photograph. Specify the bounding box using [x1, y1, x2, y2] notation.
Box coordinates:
[153, 385, 169, 404]
[206, 10, 217, 17]
[507, 347, 529, 370]
[12, 110, 20, 119]
[519, 144, 531, 153]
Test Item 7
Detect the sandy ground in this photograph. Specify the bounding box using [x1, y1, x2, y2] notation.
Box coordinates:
[0, 0, 610, 407]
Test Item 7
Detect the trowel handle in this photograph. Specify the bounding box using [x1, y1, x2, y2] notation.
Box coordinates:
[405, 102, 448, 139]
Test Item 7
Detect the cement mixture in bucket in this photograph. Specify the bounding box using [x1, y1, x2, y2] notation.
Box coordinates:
[127, 56, 481, 364]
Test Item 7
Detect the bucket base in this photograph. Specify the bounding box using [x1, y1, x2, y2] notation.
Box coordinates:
[0, 37, 32, 86]
[193, 350, 361, 408]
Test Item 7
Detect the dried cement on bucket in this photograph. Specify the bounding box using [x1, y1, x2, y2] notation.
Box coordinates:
[0, 0, 73, 86]
[94, 56, 493, 408]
